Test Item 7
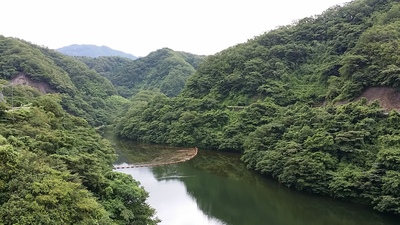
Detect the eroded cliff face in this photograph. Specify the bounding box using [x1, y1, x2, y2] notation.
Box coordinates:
[11, 73, 56, 94]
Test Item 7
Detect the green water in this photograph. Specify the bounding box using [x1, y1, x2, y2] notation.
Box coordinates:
[113, 140, 399, 225]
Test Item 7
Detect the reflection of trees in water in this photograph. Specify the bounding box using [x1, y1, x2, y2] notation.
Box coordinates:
[174, 151, 399, 225]
[180, 153, 285, 225]
[190, 150, 258, 182]
[113, 140, 399, 225]
[113, 138, 182, 164]
[151, 164, 182, 180]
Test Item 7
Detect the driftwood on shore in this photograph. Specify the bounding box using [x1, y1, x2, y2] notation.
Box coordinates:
[114, 147, 198, 170]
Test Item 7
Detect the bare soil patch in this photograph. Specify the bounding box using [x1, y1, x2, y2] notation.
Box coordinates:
[11, 73, 56, 94]
[356, 87, 400, 111]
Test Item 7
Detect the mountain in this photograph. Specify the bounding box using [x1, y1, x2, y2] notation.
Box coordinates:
[0, 35, 157, 224]
[2, 0, 400, 219]
[78, 48, 206, 97]
[116, 0, 400, 216]
[0, 36, 122, 126]
[57, 44, 137, 60]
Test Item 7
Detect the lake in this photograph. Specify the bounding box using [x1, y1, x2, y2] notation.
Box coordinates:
[112, 140, 399, 225]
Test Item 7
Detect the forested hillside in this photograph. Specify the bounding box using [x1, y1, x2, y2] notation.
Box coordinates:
[76, 55, 132, 81]
[0, 36, 158, 224]
[0, 36, 127, 126]
[116, 0, 400, 215]
[86, 48, 205, 97]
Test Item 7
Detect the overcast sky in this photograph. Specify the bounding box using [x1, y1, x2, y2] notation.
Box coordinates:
[2, 0, 348, 57]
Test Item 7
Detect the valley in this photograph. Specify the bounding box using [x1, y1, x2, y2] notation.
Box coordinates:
[1, 0, 400, 224]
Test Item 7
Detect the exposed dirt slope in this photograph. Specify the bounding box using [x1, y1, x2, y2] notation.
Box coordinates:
[10, 73, 56, 94]
[356, 87, 400, 111]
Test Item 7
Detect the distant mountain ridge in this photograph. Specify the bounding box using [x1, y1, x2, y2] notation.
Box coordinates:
[57, 44, 137, 60]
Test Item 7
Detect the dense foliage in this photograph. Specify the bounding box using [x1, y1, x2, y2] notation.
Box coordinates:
[243, 100, 400, 214]
[0, 93, 158, 224]
[76, 56, 132, 82]
[0, 36, 122, 126]
[0, 38, 158, 224]
[84, 48, 205, 97]
[1, 0, 400, 220]
[116, 0, 400, 215]
[182, 0, 399, 105]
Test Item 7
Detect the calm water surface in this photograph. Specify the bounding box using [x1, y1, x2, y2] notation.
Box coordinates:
[112, 140, 399, 225]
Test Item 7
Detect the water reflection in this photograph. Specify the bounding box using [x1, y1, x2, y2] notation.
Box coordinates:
[114, 142, 399, 225]
[122, 167, 225, 225]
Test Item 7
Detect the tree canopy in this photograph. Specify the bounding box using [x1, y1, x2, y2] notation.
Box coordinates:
[1, 0, 400, 220]
[0, 37, 158, 224]
[116, 0, 400, 215]
[80, 48, 205, 97]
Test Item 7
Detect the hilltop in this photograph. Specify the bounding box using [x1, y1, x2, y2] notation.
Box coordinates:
[57, 44, 137, 60]
[78, 48, 206, 97]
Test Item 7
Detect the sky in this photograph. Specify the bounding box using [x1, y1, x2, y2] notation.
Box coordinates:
[1, 0, 348, 57]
